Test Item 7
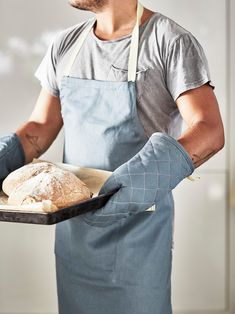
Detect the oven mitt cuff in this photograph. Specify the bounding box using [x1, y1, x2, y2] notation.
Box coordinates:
[99, 132, 194, 216]
[0, 132, 25, 184]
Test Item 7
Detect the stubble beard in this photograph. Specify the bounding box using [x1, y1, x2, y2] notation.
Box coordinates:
[69, 0, 108, 12]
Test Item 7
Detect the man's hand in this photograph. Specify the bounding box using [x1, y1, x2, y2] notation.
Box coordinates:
[176, 83, 224, 168]
[0, 133, 25, 182]
[83, 132, 194, 226]
[16, 88, 63, 164]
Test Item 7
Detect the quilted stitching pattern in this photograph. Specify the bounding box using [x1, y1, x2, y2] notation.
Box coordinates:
[83, 132, 194, 225]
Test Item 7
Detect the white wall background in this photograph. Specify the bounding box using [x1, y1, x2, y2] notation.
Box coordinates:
[0, 0, 234, 313]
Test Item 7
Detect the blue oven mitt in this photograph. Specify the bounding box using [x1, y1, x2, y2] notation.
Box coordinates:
[82, 132, 194, 226]
[0, 133, 25, 188]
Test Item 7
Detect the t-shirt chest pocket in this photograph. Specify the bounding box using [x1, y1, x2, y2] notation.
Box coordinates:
[109, 65, 149, 100]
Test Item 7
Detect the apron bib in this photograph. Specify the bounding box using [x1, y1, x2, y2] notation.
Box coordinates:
[55, 3, 174, 313]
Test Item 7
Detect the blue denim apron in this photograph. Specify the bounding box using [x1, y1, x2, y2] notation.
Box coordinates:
[55, 3, 174, 313]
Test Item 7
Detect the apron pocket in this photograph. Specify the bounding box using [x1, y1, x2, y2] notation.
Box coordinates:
[81, 210, 128, 227]
[109, 65, 149, 100]
[67, 216, 120, 283]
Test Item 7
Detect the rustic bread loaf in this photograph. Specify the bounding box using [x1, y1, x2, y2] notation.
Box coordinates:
[2, 161, 56, 196]
[3, 162, 92, 210]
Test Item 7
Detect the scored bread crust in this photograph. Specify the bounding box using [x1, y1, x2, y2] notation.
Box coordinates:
[3, 162, 92, 209]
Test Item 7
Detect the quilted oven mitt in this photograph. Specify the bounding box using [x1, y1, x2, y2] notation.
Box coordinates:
[83, 132, 195, 226]
[0, 133, 25, 185]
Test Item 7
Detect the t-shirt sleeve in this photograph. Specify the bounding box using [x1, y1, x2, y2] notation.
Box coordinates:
[34, 36, 60, 97]
[165, 32, 215, 101]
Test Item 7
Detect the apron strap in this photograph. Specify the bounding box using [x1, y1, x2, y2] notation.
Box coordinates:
[64, 2, 144, 82]
[128, 2, 143, 82]
[64, 20, 96, 77]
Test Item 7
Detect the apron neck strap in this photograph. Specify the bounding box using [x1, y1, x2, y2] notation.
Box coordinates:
[128, 2, 143, 82]
[64, 2, 144, 82]
[64, 20, 95, 77]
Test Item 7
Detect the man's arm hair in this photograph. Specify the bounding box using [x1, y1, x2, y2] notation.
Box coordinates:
[16, 88, 63, 164]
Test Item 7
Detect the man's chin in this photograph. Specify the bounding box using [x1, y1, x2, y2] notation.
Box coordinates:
[69, 0, 107, 12]
[69, 0, 88, 11]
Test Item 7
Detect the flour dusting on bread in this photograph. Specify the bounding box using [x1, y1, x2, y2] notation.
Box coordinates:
[3, 162, 92, 211]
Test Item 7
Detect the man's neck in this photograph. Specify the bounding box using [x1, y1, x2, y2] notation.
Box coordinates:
[93, 1, 154, 40]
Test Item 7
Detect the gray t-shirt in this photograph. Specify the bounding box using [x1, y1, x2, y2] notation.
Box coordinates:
[35, 12, 214, 138]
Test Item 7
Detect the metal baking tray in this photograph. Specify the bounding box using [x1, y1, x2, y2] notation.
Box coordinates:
[0, 159, 115, 225]
[0, 190, 116, 225]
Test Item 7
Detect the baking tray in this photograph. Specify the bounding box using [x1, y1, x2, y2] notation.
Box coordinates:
[0, 190, 117, 225]
[0, 159, 115, 225]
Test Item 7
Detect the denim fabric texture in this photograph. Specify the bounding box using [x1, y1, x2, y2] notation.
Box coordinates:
[0, 132, 25, 185]
[54, 3, 187, 313]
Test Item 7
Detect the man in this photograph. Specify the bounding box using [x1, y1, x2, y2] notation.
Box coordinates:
[0, 0, 224, 313]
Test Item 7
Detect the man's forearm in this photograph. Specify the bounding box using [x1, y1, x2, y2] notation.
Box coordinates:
[178, 120, 225, 168]
[15, 121, 59, 164]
